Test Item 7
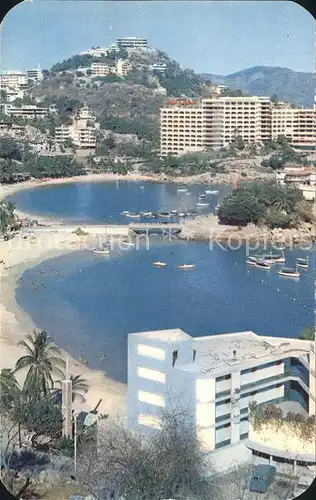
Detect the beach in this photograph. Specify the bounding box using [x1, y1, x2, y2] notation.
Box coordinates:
[0, 225, 127, 418]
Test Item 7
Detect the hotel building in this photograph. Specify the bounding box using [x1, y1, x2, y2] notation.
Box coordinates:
[27, 68, 43, 83]
[116, 59, 133, 77]
[0, 71, 27, 88]
[128, 329, 316, 464]
[55, 106, 99, 148]
[116, 37, 148, 49]
[0, 104, 49, 118]
[160, 97, 316, 155]
[91, 62, 111, 77]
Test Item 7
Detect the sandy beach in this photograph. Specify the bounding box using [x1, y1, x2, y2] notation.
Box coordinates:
[0, 226, 127, 418]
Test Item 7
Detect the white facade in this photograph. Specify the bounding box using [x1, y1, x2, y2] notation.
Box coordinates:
[116, 37, 148, 49]
[1, 87, 25, 102]
[0, 71, 27, 88]
[116, 59, 132, 77]
[2, 104, 49, 118]
[27, 68, 43, 83]
[91, 63, 110, 77]
[128, 329, 314, 457]
[80, 47, 109, 58]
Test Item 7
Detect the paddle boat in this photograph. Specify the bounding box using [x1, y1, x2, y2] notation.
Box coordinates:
[178, 263, 195, 270]
[152, 261, 168, 268]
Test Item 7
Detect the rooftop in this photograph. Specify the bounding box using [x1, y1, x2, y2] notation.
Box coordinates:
[130, 328, 192, 343]
[194, 331, 310, 374]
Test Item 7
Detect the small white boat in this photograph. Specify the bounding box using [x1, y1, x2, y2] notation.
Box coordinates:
[128, 213, 141, 219]
[152, 261, 167, 268]
[178, 212, 186, 217]
[122, 211, 130, 215]
[262, 251, 285, 264]
[185, 192, 191, 196]
[297, 257, 308, 269]
[178, 263, 195, 270]
[140, 211, 152, 216]
[278, 268, 300, 278]
[199, 194, 206, 199]
[170, 210, 178, 215]
[255, 259, 271, 270]
[177, 186, 188, 192]
[197, 202, 210, 207]
[121, 240, 135, 247]
[209, 190, 219, 195]
[205, 190, 212, 194]
[140, 185, 144, 190]
[93, 247, 110, 255]
[159, 212, 172, 218]
[246, 257, 258, 266]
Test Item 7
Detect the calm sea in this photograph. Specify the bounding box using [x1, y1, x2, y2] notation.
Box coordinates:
[11, 181, 315, 382]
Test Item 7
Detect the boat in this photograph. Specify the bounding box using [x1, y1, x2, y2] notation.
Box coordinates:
[255, 259, 271, 270]
[262, 251, 285, 264]
[93, 245, 110, 255]
[199, 194, 206, 199]
[140, 185, 144, 189]
[209, 190, 219, 195]
[178, 263, 195, 270]
[128, 213, 141, 219]
[152, 261, 167, 268]
[121, 241, 135, 247]
[178, 212, 186, 217]
[177, 186, 188, 192]
[170, 210, 178, 215]
[140, 211, 152, 216]
[122, 211, 130, 215]
[185, 192, 191, 196]
[246, 257, 259, 266]
[214, 204, 220, 213]
[205, 190, 212, 194]
[277, 267, 300, 278]
[297, 257, 308, 268]
[159, 212, 172, 218]
[197, 202, 210, 207]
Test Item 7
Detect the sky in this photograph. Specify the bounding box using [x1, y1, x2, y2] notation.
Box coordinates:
[1, 1, 314, 75]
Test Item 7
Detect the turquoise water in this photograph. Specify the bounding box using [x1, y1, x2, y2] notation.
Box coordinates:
[7, 180, 231, 223]
[16, 240, 314, 383]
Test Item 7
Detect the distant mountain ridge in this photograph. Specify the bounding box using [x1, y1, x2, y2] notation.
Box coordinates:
[200, 66, 315, 107]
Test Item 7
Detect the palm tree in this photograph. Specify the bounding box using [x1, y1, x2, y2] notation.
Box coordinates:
[15, 329, 65, 399]
[52, 373, 89, 404]
[0, 368, 19, 409]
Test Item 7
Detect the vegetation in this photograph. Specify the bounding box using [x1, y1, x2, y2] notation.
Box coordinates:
[0, 200, 19, 235]
[299, 326, 315, 341]
[50, 54, 95, 73]
[15, 329, 65, 400]
[99, 114, 159, 142]
[141, 152, 227, 177]
[77, 407, 216, 500]
[249, 401, 315, 443]
[217, 182, 309, 228]
[261, 135, 308, 169]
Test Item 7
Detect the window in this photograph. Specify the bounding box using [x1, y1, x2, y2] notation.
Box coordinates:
[172, 349, 178, 367]
[137, 344, 165, 360]
[193, 349, 197, 362]
[216, 374, 231, 382]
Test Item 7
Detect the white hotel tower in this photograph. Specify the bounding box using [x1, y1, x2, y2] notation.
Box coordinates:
[128, 329, 316, 464]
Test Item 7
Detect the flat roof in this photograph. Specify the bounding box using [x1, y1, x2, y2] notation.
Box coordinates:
[194, 331, 310, 374]
[130, 328, 192, 343]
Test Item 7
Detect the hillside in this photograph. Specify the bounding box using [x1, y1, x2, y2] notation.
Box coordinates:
[200, 66, 314, 107]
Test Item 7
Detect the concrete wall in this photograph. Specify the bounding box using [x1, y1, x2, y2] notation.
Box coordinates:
[241, 361, 284, 385]
[196, 377, 216, 451]
[127, 333, 197, 433]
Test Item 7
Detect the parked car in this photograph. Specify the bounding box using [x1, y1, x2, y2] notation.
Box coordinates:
[249, 464, 276, 493]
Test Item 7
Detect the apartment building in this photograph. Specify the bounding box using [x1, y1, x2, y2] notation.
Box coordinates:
[128, 329, 315, 462]
[55, 124, 71, 143]
[116, 59, 133, 76]
[91, 62, 111, 77]
[55, 106, 98, 148]
[27, 68, 43, 83]
[1, 86, 25, 102]
[0, 71, 27, 88]
[272, 104, 316, 150]
[160, 97, 316, 155]
[150, 63, 167, 75]
[1, 104, 49, 118]
[116, 37, 148, 49]
[160, 100, 204, 156]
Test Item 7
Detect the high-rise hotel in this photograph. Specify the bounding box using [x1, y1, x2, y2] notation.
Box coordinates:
[160, 96, 316, 156]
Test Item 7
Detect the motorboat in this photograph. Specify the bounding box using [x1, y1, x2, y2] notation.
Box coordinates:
[128, 213, 141, 218]
[177, 186, 188, 192]
[170, 210, 178, 215]
[187, 209, 197, 215]
[152, 261, 167, 268]
[209, 190, 219, 195]
[140, 211, 153, 216]
[93, 246, 110, 255]
[277, 267, 300, 278]
[178, 263, 195, 270]
[199, 194, 206, 199]
[262, 251, 285, 264]
[185, 192, 191, 196]
[297, 257, 308, 269]
[255, 259, 271, 270]
[178, 212, 186, 217]
[197, 202, 210, 207]
[122, 211, 130, 215]
[246, 257, 259, 266]
[159, 212, 172, 218]
[205, 190, 212, 194]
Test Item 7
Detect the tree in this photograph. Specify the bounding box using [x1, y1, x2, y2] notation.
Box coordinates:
[76, 408, 215, 500]
[264, 208, 291, 229]
[0, 369, 19, 410]
[0, 137, 23, 161]
[299, 326, 315, 341]
[0, 200, 18, 235]
[14, 329, 65, 400]
[218, 188, 266, 226]
[52, 373, 89, 404]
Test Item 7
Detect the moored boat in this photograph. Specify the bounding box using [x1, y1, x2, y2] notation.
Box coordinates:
[93, 246, 110, 255]
[255, 259, 271, 270]
[177, 186, 188, 192]
[197, 202, 210, 207]
[246, 257, 258, 266]
[199, 194, 206, 199]
[209, 190, 219, 195]
[297, 257, 308, 268]
[140, 211, 153, 216]
[159, 212, 172, 218]
[128, 213, 141, 219]
[152, 261, 167, 268]
[262, 251, 285, 264]
[178, 263, 195, 270]
[277, 267, 300, 278]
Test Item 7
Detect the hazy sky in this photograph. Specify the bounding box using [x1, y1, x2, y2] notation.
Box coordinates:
[1, 1, 314, 74]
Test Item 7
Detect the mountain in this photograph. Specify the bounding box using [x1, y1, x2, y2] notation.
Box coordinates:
[200, 66, 315, 107]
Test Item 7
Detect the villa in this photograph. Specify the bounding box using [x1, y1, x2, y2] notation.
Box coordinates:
[127, 329, 316, 467]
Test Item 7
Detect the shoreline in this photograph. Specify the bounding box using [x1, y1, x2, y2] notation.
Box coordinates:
[0, 230, 127, 418]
